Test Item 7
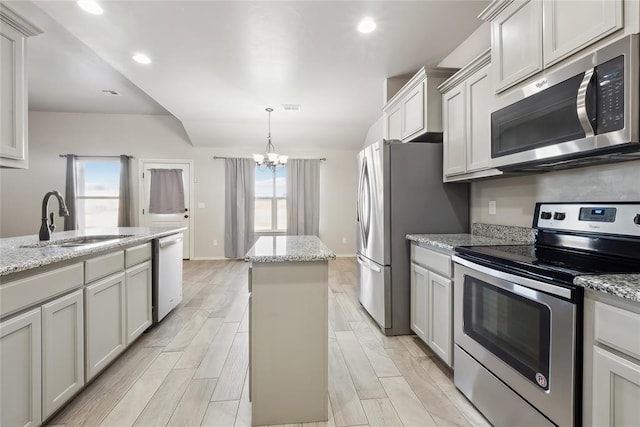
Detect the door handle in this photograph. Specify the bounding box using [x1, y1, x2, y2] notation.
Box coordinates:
[184, 215, 189, 218]
[577, 67, 595, 137]
[159, 234, 183, 248]
[357, 255, 381, 272]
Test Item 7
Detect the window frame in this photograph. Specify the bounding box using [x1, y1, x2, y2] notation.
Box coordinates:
[75, 157, 121, 229]
[254, 165, 286, 233]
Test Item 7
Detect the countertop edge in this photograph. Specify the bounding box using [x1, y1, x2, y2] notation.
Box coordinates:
[0, 227, 186, 277]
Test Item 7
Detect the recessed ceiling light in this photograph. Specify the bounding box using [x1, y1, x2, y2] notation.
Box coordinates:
[357, 18, 376, 34]
[77, 1, 103, 15]
[132, 53, 152, 65]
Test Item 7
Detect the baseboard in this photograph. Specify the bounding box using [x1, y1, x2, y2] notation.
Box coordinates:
[188, 256, 229, 261]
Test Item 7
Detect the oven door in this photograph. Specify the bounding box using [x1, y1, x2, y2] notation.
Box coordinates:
[453, 256, 578, 427]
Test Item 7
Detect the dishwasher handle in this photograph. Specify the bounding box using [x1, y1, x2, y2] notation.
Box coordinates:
[158, 234, 183, 248]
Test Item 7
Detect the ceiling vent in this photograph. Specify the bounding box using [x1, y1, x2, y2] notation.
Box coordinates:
[282, 104, 301, 112]
[101, 89, 121, 96]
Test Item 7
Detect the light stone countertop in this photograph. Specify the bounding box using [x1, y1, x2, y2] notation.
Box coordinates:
[245, 235, 336, 263]
[575, 274, 640, 303]
[0, 227, 185, 276]
[406, 233, 527, 254]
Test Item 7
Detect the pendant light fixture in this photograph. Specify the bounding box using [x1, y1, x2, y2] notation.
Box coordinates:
[253, 107, 288, 169]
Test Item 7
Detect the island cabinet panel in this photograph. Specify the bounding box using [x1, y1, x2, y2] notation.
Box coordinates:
[42, 289, 84, 419]
[125, 261, 152, 345]
[249, 261, 329, 426]
[0, 262, 83, 318]
[84, 250, 124, 283]
[0, 308, 42, 427]
[84, 271, 126, 381]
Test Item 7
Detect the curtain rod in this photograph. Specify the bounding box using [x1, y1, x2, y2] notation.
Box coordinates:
[213, 156, 326, 161]
[59, 154, 133, 159]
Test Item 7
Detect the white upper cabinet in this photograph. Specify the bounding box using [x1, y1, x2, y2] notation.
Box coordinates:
[0, 5, 41, 169]
[383, 68, 454, 142]
[442, 82, 466, 176]
[490, 0, 543, 92]
[543, 0, 623, 67]
[440, 51, 502, 181]
[481, 0, 629, 93]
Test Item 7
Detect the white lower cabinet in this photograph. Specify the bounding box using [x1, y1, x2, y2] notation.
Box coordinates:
[41, 289, 84, 419]
[125, 261, 152, 345]
[584, 291, 640, 426]
[427, 271, 452, 364]
[410, 243, 454, 367]
[84, 272, 126, 381]
[0, 308, 42, 427]
[592, 346, 640, 425]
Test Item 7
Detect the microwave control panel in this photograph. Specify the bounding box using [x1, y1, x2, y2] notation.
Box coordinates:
[595, 55, 625, 134]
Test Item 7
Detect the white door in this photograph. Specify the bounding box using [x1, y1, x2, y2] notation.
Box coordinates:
[139, 160, 192, 259]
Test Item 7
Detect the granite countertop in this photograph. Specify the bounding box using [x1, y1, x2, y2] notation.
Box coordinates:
[406, 233, 527, 253]
[245, 235, 336, 263]
[0, 227, 186, 276]
[575, 274, 640, 303]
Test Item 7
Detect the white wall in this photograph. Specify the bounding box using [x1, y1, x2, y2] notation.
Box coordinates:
[438, 22, 490, 69]
[471, 160, 640, 226]
[0, 112, 358, 257]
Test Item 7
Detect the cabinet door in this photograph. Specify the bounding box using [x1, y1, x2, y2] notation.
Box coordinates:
[592, 346, 640, 425]
[543, 0, 623, 67]
[42, 289, 84, 418]
[492, 0, 543, 92]
[402, 81, 425, 139]
[410, 263, 429, 342]
[442, 83, 467, 176]
[466, 64, 492, 172]
[0, 308, 41, 427]
[428, 271, 452, 367]
[0, 23, 27, 168]
[125, 261, 152, 345]
[386, 104, 402, 140]
[85, 272, 126, 381]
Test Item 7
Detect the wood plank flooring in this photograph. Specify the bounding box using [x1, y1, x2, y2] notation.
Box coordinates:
[47, 258, 489, 427]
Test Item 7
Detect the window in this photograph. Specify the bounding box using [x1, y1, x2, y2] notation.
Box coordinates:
[254, 165, 286, 232]
[76, 159, 121, 228]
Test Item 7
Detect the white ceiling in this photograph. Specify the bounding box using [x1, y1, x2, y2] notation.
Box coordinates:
[14, 0, 489, 150]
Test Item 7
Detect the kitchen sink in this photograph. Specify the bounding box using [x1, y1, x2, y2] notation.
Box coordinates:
[21, 235, 134, 249]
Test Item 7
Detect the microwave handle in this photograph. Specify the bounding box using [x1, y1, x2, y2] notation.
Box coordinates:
[577, 67, 595, 137]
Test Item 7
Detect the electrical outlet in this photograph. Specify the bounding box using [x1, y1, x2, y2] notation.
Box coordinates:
[489, 200, 497, 215]
[342, 237, 347, 244]
[213, 239, 218, 246]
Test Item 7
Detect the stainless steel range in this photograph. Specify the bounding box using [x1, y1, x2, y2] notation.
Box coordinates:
[452, 202, 640, 426]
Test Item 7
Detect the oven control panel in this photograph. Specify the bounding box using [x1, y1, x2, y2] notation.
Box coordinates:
[534, 203, 640, 237]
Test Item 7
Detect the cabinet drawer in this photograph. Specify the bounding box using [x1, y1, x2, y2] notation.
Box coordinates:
[85, 251, 124, 283]
[0, 263, 83, 318]
[125, 243, 151, 268]
[411, 245, 451, 277]
[594, 301, 640, 360]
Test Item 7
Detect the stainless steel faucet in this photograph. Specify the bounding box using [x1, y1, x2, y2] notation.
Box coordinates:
[39, 191, 70, 241]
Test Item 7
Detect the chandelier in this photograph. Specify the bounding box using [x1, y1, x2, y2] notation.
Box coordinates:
[253, 107, 288, 169]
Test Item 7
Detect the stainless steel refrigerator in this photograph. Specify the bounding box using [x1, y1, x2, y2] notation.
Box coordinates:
[357, 140, 468, 336]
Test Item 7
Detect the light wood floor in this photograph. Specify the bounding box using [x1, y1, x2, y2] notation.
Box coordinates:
[47, 258, 490, 427]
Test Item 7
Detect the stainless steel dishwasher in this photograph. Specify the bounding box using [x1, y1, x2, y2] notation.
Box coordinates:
[153, 233, 183, 323]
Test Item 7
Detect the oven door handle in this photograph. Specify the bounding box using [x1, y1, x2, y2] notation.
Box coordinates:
[452, 255, 574, 300]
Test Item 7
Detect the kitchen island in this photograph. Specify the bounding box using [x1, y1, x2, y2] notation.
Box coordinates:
[245, 235, 335, 426]
[0, 227, 184, 427]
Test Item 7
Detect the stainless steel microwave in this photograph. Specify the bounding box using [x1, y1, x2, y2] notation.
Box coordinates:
[491, 34, 640, 171]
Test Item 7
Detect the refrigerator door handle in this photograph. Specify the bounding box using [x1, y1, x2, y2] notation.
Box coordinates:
[357, 255, 381, 272]
[357, 157, 368, 249]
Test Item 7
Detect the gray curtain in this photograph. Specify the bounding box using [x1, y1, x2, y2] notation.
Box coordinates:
[286, 159, 320, 235]
[118, 155, 132, 226]
[64, 155, 77, 231]
[149, 169, 185, 214]
[224, 158, 255, 258]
